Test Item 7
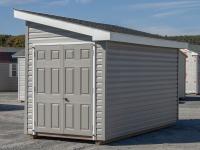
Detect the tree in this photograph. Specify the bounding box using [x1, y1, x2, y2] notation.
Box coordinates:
[0, 35, 25, 47]
[166, 35, 200, 45]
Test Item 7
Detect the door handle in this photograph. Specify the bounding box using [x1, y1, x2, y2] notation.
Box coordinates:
[64, 98, 69, 102]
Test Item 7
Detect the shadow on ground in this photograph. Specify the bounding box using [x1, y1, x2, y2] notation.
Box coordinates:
[110, 119, 200, 146]
[0, 104, 24, 111]
[184, 95, 200, 101]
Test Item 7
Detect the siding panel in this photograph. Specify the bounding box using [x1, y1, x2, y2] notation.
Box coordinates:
[0, 63, 17, 91]
[95, 43, 106, 141]
[105, 42, 178, 140]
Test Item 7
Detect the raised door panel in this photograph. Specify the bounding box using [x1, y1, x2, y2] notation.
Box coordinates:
[37, 103, 45, 127]
[81, 67, 90, 94]
[65, 68, 74, 94]
[51, 104, 60, 128]
[80, 105, 90, 130]
[37, 69, 45, 93]
[51, 68, 60, 94]
[65, 104, 74, 129]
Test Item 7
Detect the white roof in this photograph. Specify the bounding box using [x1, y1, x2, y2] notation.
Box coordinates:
[14, 9, 188, 49]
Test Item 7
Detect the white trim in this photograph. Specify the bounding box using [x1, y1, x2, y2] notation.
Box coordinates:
[110, 32, 189, 49]
[92, 44, 96, 140]
[32, 47, 36, 135]
[14, 9, 188, 49]
[14, 10, 110, 41]
[191, 52, 198, 56]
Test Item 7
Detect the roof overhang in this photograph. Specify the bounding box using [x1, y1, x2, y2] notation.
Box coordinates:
[14, 9, 188, 49]
[12, 49, 25, 58]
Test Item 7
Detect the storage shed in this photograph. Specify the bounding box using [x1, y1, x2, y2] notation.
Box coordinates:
[12, 49, 25, 102]
[181, 44, 200, 94]
[14, 9, 188, 143]
[0, 47, 22, 92]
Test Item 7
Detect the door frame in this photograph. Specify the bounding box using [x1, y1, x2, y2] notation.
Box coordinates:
[31, 42, 96, 140]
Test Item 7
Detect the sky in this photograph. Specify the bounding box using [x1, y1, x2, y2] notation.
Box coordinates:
[0, 0, 200, 36]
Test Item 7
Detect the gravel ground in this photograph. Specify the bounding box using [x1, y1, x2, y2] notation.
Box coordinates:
[0, 93, 200, 150]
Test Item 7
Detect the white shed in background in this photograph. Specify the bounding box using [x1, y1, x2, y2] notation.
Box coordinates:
[12, 50, 25, 102]
[181, 44, 200, 95]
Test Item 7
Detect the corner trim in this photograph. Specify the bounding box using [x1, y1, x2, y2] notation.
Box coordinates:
[24, 25, 28, 134]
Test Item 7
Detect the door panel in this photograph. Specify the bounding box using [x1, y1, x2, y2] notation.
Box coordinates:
[81, 67, 90, 94]
[34, 44, 93, 136]
[37, 103, 45, 127]
[81, 104, 90, 130]
[35, 45, 63, 134]
[65, 104, 74, 129]
[63, 44, 93, 136]
[65, 67, 75, 94]
[37, 69, 45, 93]
[51, 104, 60, 128]
[51, 68, 60, 93]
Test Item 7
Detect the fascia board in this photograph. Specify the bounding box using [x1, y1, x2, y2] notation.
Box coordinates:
[110, 32, 189, 49]
[14, 9, 110, 41]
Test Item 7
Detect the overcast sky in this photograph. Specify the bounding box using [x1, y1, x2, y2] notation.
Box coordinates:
[0, 0, 200, 36]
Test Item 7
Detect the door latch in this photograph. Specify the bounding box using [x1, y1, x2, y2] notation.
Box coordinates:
[64, 98, 69, 102]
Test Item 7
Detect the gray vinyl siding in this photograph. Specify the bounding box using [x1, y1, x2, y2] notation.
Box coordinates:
[105, 42, 178, 140]
[18, 58, 25, 101]
[178, 51, 186, 98]
[25, 22, 92, 134]
[0, 63, 17, 92]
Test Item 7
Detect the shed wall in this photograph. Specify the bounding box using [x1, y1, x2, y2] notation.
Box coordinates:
[18, 58, 25, 101]
[105, 42, 178, 140]
[0, 63, 17, 91]
[178, 51, 186, 98]
[25, 22, 93, 135]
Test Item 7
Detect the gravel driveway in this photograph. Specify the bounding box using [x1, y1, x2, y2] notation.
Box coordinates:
[0, 93, 200, 150]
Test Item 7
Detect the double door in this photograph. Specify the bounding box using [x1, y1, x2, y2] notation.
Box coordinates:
[34, 44, 93, 136]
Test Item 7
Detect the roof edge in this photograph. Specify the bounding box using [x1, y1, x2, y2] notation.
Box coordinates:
[110, 32, 188, 49]
[14, 9, 188, 49]
[12, 55, 25, 58]
[14, 9, 111, 41]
